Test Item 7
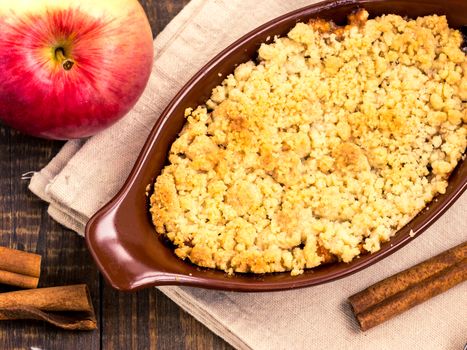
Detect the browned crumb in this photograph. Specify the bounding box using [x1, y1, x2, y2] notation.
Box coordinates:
[150, 10, 467, 275]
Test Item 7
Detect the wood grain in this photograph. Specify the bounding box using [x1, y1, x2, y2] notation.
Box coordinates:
[0, 1, 233, 349]
[0, 130, 100, 349]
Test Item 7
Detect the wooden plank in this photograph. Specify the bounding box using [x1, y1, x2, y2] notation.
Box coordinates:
[0, 128, 101, 349]
[101, 286, 232, 350]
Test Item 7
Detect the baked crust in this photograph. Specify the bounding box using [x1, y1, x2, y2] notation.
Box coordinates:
[150, 10, 466, 275]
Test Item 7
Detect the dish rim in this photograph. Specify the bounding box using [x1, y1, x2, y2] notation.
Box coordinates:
[85, 0, 467, 292]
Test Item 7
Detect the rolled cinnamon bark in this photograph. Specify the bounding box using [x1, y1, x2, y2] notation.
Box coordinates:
[355, 259, 466, 331]
[0, 307, 97, 331]
[0, 246, 41, 277]
[0, 285, 97, 330]
[349, 242, 467, 315]
[0, 246, 41, 288]
[0, 270, 40, 289]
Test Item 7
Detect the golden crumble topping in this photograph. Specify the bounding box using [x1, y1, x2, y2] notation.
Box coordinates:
[150, 10, 467, 275]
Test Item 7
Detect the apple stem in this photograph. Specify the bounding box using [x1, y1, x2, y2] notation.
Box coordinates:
[55, 48, 74, 71]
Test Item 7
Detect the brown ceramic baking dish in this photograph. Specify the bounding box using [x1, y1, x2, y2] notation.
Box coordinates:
[85, 0, 467, 292]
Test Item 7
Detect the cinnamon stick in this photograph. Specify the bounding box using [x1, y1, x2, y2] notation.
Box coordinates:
[0, 285, 97, 330]
[354, 260, 466, 331]
[349, 242, 466, 314]
[0, 306, 96, 331]
[0, 246, 41, 288]
[348, 242, 467, 331]
[0, 270, 40, 290]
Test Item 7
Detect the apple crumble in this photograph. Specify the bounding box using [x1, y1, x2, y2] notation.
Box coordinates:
[150, 10, 466, 275]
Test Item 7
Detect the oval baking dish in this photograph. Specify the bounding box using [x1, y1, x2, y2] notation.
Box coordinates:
[85, 0, 467, 292]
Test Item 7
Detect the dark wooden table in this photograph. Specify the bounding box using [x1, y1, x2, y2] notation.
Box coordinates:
[0, 1, 232, 349]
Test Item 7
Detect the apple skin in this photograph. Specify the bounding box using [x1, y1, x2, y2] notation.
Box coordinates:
[0, 0, 153, 139]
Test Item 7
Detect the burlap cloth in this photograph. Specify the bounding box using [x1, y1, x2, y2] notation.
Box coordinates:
[29, 1, 466, 348]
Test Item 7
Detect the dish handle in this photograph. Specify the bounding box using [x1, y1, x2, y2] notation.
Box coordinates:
[85, 200, 185, 292]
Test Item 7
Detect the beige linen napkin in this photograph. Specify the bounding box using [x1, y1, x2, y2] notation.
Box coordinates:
[29, 0, 467, 349]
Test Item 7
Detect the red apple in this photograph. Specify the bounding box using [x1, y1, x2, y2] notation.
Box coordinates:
[0, 0, 153, 139]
